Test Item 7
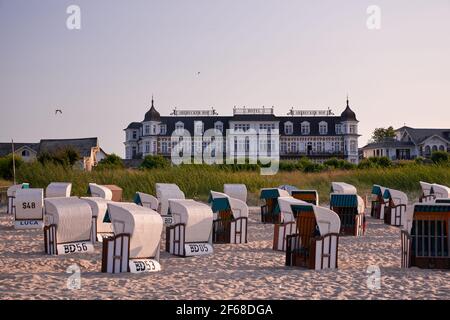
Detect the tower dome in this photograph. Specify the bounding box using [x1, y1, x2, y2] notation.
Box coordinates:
[340, 97, 357, 121]
[144, 96, 160, 122]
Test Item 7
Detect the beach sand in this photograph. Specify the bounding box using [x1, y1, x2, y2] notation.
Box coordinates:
[0, 207, 449, 300]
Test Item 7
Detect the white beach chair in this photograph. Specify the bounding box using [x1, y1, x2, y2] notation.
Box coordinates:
[44, 197, 94, 255]
[14, 188, 44, 229]
[45, 182, 72, 198]
[155, 183, 185, 216]
[383, 188, 409, 227]
[419, 181, 434, 203]
[431, 184, 450, 199]
[209, 191, 248, 244]
[81, 197, 114, 242]
[223, 184, 247, 204]
[166, 199, 213, 257]
[7, 183, 29, 214]
[329, 193, 365, 236]
[101, 203, 163, 273]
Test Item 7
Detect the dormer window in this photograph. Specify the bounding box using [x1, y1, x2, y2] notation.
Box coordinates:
[175, 121, 184, 132]
[319, 121, 328, 135]
[284, 122, 293, 135]
[301, 121, 310, 135]
[214, 121, 223, 133]
[194, 121, 204, 135]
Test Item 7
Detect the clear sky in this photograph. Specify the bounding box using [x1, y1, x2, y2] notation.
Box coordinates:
[1, 0, 449, 157]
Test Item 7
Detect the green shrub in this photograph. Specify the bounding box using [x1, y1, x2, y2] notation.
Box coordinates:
[96, 154, 124, 170]
[140, 155, 170, 169]
[0, 155, 24, 180]
[431, 151, 449, 164]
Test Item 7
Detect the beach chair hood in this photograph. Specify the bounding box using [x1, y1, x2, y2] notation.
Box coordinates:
[156, 183, 185, 215]
[223, 184, 247, 203]
[419, 182, 433, 196]
[134, 192, 159, 211]
[331, 182, 357, 194]
[44, 197, 93, 243]
[81, 197, 113, 233]
[312, 206, 341, 235]
[277, 196, 308, 223]
[88, 183, 113, 201]
[383, 188, 408, 205]
[209, 191, 248, 219]
[169, 199, 213, 243]
[431, 184, 450, 199]
[107, 203, 163, 259]
[45, 182, 72, 198]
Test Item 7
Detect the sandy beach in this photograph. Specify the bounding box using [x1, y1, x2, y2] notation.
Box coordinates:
[0, 206, 449, 300]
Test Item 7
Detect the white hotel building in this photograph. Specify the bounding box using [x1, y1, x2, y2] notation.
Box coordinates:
[124, 98, 360, 164]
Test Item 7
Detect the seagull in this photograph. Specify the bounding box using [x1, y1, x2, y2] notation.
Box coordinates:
[55, 109, 62, 115]
[197, 71, 201, 76]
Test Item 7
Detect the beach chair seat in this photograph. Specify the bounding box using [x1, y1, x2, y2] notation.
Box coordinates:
[101, 203, 163, 273]
[209, 191, 248, 244]
[273, 197, 309, 251]
[260, 188, 290, 224]
[7, 183, 29, 214]
[44, 197, 94, 255]
[45, 182, 72, 198]
[166, 199, 213, 257]
[401, 203, 450, 269]
[155, 183, 185, 216]
[370, 185, 388, 219]
[330, 193, 365, 236]
[14, 188, 44, 229]
[81, 197, 114, 242]
[286, 205, 340, 270]
[224, 184, 247, 204]
[383, 188, 408, 227]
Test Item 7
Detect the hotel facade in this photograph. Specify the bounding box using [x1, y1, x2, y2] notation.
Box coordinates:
[124, 98, 360, 164]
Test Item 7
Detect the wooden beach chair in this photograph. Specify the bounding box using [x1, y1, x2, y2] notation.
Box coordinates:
[383, 188, 408, 227]
[81, 197, 114, 242]
[209, 191, 248, 244]
[370, 185, 388, 219]
[166, 199, 214, 257]
[101, 203, 163, 273]
[260, 188, 290, 224]
[330, 193, 365, 236]
[286, 204, 340, 270]
[401, 203, 450, 269]
[7, 183, 29, 214]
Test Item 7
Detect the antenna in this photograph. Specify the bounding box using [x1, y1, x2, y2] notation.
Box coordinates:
[11, 139, 16, 185]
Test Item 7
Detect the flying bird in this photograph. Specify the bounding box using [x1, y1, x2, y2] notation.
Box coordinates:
[197, 71, 201, 75]
[55, 109, 62, 115]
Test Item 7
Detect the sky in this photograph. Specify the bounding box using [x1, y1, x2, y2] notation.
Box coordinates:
[1, 0, 449, 157]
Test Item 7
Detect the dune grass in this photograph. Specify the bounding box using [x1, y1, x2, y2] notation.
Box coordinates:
[12, 162, 450, 205]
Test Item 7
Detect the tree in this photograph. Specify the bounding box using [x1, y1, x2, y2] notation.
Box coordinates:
[96, 154, 124, 170]
[37, 147, 80, 167]
[0, 155, 24, 180]
[371, 126, 396, 143]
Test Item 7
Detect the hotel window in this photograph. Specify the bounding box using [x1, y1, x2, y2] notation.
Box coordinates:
[281, 142, 287, 153]
[132, 130, 138, 139]
[145, 141, 150, 153]
[335, 124, 342, 134]
[161, 141, 168, 154]
[152, 141, 157, 153]
[350, 125, 357, 134]
[175, 122, 184, 131]
[152, 125, 157, 134]
[350, 141, 357, 153]
[284, 122, 293, 135]
[319, 122, 328, 135]
[260, 123, 276, 132]
[301, 122, 310, 135]
[234, 124, 250, 132]
[160, 124, 167, 135]
[194, 121, 204, 135]
[317, 141, 323, 152]
[144, 125, 150, 135]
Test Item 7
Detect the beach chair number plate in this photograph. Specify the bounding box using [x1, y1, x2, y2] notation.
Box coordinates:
[185, 243, 213, 256]
[57, 242, 94, 255]
[129, 259, 161, 273]
[14, 220, 43, 229]
[161, 215, 174, 225]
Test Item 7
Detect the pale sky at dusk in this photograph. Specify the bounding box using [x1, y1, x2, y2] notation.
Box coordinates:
[1, 0, 449, 157]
